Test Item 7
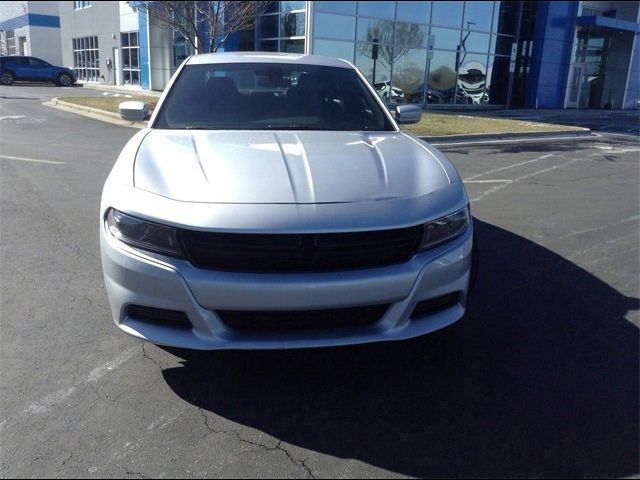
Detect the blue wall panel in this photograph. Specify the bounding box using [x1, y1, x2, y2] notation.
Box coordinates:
[526, 1, 579, 108]
[138, 9, 150, 89]
[0, 13, 60, 31]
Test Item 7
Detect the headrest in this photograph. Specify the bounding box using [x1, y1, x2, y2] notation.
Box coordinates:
[205, 76, 239, 97]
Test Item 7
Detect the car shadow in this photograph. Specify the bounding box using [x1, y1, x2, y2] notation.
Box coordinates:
[160, 219, 639, 477]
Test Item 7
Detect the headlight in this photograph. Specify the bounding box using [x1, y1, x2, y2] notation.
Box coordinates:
[105, 208, 184, 258]
[417, 207, 470, 251]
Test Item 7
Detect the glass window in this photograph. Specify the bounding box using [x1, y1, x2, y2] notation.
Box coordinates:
[280, 1, 305, 11]
[357, 1, 395, 19]
[485, 55, 510, 104]
[280, 12, 306, 37]
[456, 53, 488, 104]
[391, 48, 428, 104]
[489, 34, 514, 56]
[431, 1, 463, 28]
[427, 50, 458, 104]
[259, 40, 278, 51]
[121, 32, 140, 85]
[492, 1, 519, 36]
[259, 15, 278, 38]
[430, 27, 462, 51]
[315, 13, 356, 40]
[315, 1, 356, 15]
[281, 39, 305, 53]
[357, 18, 394, 43]
[154, 62, 394, 131]
[263, 2, 277, 14]
[355, 43, 391, 84]
[313, 39, 355, 62]
[394, 22, 429, 47]
[72, 36, 99, 82]
[28, 58, 47, 67]
[464, 1, 494, 32]
[130, 48, 139, 69]
[396, 1, 431, 24]
[461, 31, 490, 54]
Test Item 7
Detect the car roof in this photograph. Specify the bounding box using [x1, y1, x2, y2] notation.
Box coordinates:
[186, 51, 353, 69]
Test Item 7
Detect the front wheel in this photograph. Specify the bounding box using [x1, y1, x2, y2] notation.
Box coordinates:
[1, 71, 15, 86]
[57, 73, 72, 87]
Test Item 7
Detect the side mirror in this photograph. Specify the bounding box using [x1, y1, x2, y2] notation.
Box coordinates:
[119, 101, 149, 121]
[394, 104, 422, 124]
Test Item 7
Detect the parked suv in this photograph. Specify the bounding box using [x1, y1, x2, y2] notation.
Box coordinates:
[0, 56, 77, 86]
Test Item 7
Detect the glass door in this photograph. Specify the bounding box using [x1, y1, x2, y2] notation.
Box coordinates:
[566, 63, 584, 108]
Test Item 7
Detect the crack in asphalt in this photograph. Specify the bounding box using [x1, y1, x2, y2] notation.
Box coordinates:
[123, 469, 151, 479]
[199, 410, 316, 478]
[140, 344, 164, 372]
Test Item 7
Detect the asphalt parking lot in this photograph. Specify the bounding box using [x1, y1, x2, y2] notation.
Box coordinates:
[1, 84, 638, 478]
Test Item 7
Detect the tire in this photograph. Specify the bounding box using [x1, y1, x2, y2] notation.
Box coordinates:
[1, 71, 15, 86]
[57, 73, 72, 87]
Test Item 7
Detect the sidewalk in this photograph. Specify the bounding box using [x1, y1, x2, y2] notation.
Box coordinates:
[460, 108, 639, 136]
[78, 82, 163, 98]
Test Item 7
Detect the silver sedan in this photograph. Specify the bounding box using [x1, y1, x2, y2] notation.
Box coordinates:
[100, 52, 474, 350]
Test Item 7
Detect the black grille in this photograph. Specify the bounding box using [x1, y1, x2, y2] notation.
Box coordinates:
[179, 225, 423, 273]
[411, 293, 460, 319]
[218, 304, 390, 332]
[126, 305, 192, 330]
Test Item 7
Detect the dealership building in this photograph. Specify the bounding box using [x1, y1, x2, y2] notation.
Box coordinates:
[1, 1, 639, 109]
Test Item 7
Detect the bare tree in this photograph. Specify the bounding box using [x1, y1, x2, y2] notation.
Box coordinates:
[132, 1, 271, 53]
[357, 21, 426, 75]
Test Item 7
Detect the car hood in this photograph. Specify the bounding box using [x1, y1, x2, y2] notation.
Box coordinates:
[134, 130, 451, 204]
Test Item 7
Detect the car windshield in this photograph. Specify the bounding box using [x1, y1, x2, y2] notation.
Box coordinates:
[153, 62, 395, 131]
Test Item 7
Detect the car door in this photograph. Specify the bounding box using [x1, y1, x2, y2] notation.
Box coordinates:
[6, 57, 30, 80]
[26, 57, 54, 81]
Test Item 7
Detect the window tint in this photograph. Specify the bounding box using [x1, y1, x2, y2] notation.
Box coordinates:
[154, 63, 394, 132]
[28, 58, 49, 67]
[6, 57, 27, 66]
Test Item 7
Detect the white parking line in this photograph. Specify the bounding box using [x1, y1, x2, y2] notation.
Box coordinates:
[471, 156, 581, 202]
[0, 154, 65, 165]
[465, 153, 557, 181]
[464, 179, 513, 183]
[0, 346, 139, 432]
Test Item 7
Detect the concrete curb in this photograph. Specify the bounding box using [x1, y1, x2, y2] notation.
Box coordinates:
[78, 82, 163, 98]
[45, 97, 148, 129]
[420, 129, 593, 143]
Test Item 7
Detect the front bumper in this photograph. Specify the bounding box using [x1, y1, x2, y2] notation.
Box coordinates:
[100, 223, 473, 350]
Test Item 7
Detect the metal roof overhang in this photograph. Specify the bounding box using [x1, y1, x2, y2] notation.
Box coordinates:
[576, 15, 640, 34]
